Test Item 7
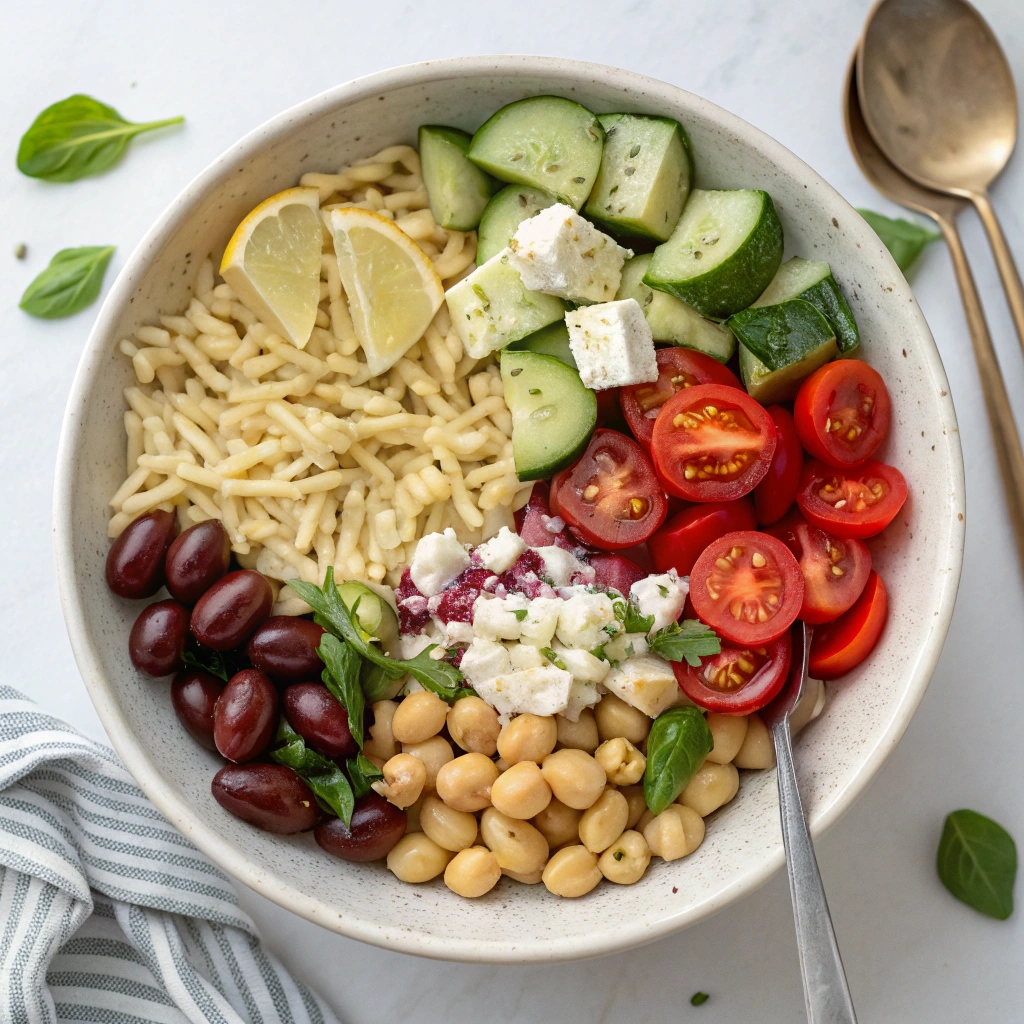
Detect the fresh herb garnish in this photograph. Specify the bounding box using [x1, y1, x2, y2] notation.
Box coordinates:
[690, 992, 710, 1007]
[936, 809, 1016, 920]
[513, 608, 529, 621]
[19, 245, 115, 319]
[622, 601, 654, 634]
[541, 647, 567, 670]
[648, 620, 720, 667]
[857, 209, 941, 275]
[602, 623, 620, 637]
[318, 633, 365, 747]
[181, 645, 229, 682]
[347, 752, 384, 799]
[17, 94, 184, 182]
[643, 706, 713, 815]
[613, 849, 625, 861]
[270, 719, 355, 825]
[657, 584, 669, 598]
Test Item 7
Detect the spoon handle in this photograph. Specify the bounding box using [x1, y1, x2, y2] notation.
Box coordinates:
[771, 719, 858, 1024]
[969, 191, 1024, 362]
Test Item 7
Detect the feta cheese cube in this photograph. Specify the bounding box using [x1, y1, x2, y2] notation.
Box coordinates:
[566, 298, 658, 390]
[556, 592, 618, 650]
[508, 204, 631, 304]
[630, 572, 688, 632]
[397, 633, 434, 660]
[475, 526, 526, 575]
[509, 644, 546, 671]
[536, 545, 586, 587]
[552, 642, 610, 685]
[443, 621, 475, 646]
[410, 528, 471, 597]
[472, 593, 530, 641]
[519, 596, 563, 647]
[602, 653, 680, 718]
[602, 632, 650, 664]
[563, 679, 601, 723]
[474, 666, 574, 719]
[460, 638, 512, 687]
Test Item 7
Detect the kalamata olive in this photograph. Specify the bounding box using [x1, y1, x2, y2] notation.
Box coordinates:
[106, 509, 177, 599]
[212, 763, 320, 833]
[246, 616, 326, 682]
[171, 669, 224, 749]
[128, 600, 189, 676]
[191, 570, 273, 651]
[282, 683, 357, 759]
[213, 669, 278, 762]
[314, 793, 406, 862]
[165, 520, 231, 604]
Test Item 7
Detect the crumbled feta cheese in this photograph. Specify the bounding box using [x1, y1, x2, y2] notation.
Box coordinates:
[508, 204, 631, 304]
[566, 298, 658, 390]
[552, 642, 610, 685]
[563, 680, 601, 723]
[630, 571, 688, 632]
[536, 546, 586, 587]
[518, 596, 563, 647]
[556, 592, 618, 650]
[602, 632, 650, 663]
[472, 593, 530, 641]
[602, 653, 680, 718]
[443, 621, 475, 646]
[460, 638, 512, 687]
[397, 633, 434, 660]
[474, 666, 574, 718]
[409, 528, 471, 597]
[509, 644, 546, 671]
[475, 526, 526, 575]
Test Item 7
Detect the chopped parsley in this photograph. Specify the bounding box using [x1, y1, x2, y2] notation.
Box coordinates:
[648, 620, 721, 667]
[512, 608, 529, 621]
[540, 648, 567, 670]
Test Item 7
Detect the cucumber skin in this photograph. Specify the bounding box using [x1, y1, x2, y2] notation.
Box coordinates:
[507, 321, 577, 368]
[644, 191, 785, 319]
[727, 299, 836, 372]
[800, 277, 860, 353]
[419, 126, 497, 231]
[738, 339, 837, 404]
[476, 184, 558, 266]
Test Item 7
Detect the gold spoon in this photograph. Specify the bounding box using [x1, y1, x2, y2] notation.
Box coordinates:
[844, 58, 1024, 572]
[856, 0, 1024, 356]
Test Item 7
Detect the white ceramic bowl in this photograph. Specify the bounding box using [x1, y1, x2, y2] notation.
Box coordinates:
[54, 55, 965, 963]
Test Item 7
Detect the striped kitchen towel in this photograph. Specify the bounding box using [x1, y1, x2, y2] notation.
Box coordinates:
[0, 686, 342, 1024]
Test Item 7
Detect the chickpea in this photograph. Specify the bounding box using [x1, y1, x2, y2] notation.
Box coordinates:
[637, 808, 655, 834]
[392, 691, 449, 745]
[435, 752, 499, 812]
[370, 753, 427, 809]
[447, 696, 500, 755]
[643, 805, 705, 861]
[620, 784, 648, 830]
[402, 735, 455, 790]
[542, 845, 602, 898]
[363, 699, 398, 762]
[679, 761, 740, 817]
[503, 866, 544, 884]
[480, 807, 549, 874]
[790, 676, 825, 736]
[405, 796, 423, 834]
[594, 693, 651, 745]
[732, 713, 776, 770]
[540, 748, 607, 810]
[533, 798, 583, 849]
[490, 761, 552, 819]
[705, 713, 749, 764]
[386, 833, 452, 882]
[578, 788, 629, 853]
[497, 714, 558, 764]
[419, 793, 479, 851]
[598, 830, 651, 884]
[555, 709, 599, 753]
[594, 737, 646, 785]
[444, 846, 501, 898]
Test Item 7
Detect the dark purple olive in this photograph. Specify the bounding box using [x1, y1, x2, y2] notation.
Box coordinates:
[282, 683, 357, 759]
[191, 570, 273, 651]
[128, 600, 189, 676]
[165, 520, 231, 604]
[212, 763, 320, 833]
[171, 669, 224, 749]
[314, 793, 406, 862]
[213, 669, 278, 762]
[106, 509, 178, 599]
[246, 616, 326, 683]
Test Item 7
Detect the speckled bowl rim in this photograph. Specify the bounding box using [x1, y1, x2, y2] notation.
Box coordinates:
[54, 55, 965, 963]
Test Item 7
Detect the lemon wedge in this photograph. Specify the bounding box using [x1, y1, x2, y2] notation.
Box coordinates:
[220, 187, 322, 349]
[327, 207, 444, 376]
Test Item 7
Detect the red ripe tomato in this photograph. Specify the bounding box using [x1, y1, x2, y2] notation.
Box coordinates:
[794, 360, 891, 467]
[674, 631, 792, 715]
[689, 530, 804, 645]
[648, 499, 757, 577]
[651, 384, 777, 502]
[596, 387, 627, 431]
[754, 405, 804, 525]
[588, 552, 649, 594]
[768, 512, 872, 624]
[797, 459, 908, 539]
[809, 571, 888, 678]
[550, 429, 668, 550]
[619, 348, 742, 450]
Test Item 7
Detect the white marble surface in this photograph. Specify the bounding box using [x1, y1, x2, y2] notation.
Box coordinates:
[2, 0, 1022, 1019]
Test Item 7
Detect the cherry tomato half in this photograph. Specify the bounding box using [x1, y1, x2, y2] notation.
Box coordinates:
[794, 360, 891, 467]
[689, 530, 804, 645]
[651, 384, 777, 502]
[620, 348, 742, 450]
[516, 481, 579, 552]
[809, 571, 888, 678]
[550, 429, 668, 551]
[754, 405, 804, 525]
[648, 499, 757, 577]
[588, 552, 649, 594]
[768, 513, 872, 625]
[797, 459, 908, 539]
[674, 630, 792, 715]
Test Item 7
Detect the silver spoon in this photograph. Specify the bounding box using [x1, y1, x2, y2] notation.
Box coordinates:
[762, 624, 857, 1024]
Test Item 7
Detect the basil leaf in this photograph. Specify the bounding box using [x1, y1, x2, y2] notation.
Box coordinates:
[19, 246, 115, 319]
[181, 645, 229, 683]
[648, 620, 721, 667]
[857, 209, 941, 274]
[318, 633, 364, 748]
[347, 753, 384, 799]
[270, 719, 355, 826]
[936, 809, 1017, 920]
[17, 94, 184, 182]
[643, 706, 714, 815]
[400, 648, 464, 702]
[361, 660, 400, 703]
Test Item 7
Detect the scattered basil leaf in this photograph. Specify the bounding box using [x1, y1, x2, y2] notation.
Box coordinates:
[17, 94, 184, 182]
[541, 647, 567, 670]
[450, 687, 479, 703]
[857, 209, 941, 274]
[936, 809, 1016, 920]
[400, 647, 466, 702]
[622, 602, 654, 634]
[19, 245, 115, 319]
[270, 719, 355, 826]
[347, 752, 384, 799]
[648, 620, 721, 667]
[318, 633, 364, 748]
[690, 992, 710, 1007]
[644, 706, 714, 815]
[181, 645, 229, 683]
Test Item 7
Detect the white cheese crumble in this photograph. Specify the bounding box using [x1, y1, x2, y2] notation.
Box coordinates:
[602, 653, 681, 718]
[629, 571, 688, 632]
[563, 679, 601, 723]
[471, 593, 530, 641]
[460, 638, 512, 687]
[555, 592, 619, 650]
[551, 643, 610, 685]
[536, 545, 586, 587]
[509, 644, 547, 671]
[473, 666, 574, 719]
[409, 528, 471, 597]
[565, 298, 658, 390]
[518, 596, 563, 648]
[602, 632, 650, 663]
[475, 526, 526, 574]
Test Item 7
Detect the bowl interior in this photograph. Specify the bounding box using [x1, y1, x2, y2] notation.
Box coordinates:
[55, 56, 964, 963]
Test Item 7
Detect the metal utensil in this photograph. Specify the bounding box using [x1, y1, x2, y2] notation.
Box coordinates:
[844, 58, 1024, 573]
[856, 0, 1024, 354]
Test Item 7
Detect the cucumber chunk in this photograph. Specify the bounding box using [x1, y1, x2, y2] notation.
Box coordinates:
[617, 254, 735, 362]
[336, 580, 400, 655]
[644, 189, 784, 319]
[752, 256, 859, 353]
[477, 184, 558, 265]
[419, 125, 498, 231]
[501, 349, 597, 480]
[507, 321, 577, 368]
[584, 114, 692, 241]
[468, 96, 605, 210]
